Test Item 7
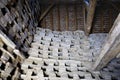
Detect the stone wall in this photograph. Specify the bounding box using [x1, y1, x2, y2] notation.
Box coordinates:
[0, 0, 41, 55]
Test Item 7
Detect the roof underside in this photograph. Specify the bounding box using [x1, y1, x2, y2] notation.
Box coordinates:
[40, 0, 120, 4]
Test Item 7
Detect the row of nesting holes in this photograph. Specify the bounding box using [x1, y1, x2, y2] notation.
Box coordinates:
[28, 61, 83, 67]
[39, 39, 80, 49]
[24, 68, 95, 79]
[40, 36, 76, 44]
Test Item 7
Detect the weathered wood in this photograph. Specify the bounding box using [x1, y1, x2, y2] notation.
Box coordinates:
[57, 5, 61, 31]
[74, 4, 77, 30]
[50, 10, 53, 30]
[0, 30, 16, 49]
[84, 0, 97, 35]
[66, 5, 69, 30]
[0, 47, 15, 60]
[93, 13, 120, 70]
[66, 5, 69, 31]
[101, 9, 104, 32]
[83, 6, 86, 31]
[109, 9, 112, 29]
[110, 3, 120, 12]
[39, 4, 55, 21]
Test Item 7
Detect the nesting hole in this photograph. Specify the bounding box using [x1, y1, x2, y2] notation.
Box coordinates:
[68, 74, 73, 79]
[111, 76, 118, 80]
[48, 47, 53, 51]
[31, 71, 37, 76]
[41, 67, 46, 71]
[78, 75, 85, 79]
[32, 61, 37, 65]
[1, 63, 5, 70]
[55, 73, 61, 77]
[1, 8, 7, 15]
[28, 66, 33, 69]
[38, 51, 42, 55]
[54, 62, 59, 66]
[58, 53, 62, 56]
[0, 50, 2, 57]
[65, 62, 70, 67]
[58, 48, 62, 52]
[53, 68, 59, 72]
[66, 68, 71, 72]
[10, 68, 16, 75]
[44, 61, 48, 66]
[3, 43, 7, 50]
[43, 71, 49, 77]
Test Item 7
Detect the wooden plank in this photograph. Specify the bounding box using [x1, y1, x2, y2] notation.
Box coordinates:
[57, 5, 61, 31]
[42, 7, 46, 28]
[93, 13, 120, 70]
[74, 4, 77, 30]
[109, 9, 112, 30]
[110, 3, 120, 12]
[39, 4, 55, 21]
[66, 5, 69, 31]
[50, 9, 53, 30]
[101, 9, 104, 32]
[0, 30, 16, 49]
[84, 0, 97, 35]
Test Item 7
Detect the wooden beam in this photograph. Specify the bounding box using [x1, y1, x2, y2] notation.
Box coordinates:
[84, 0, 97, 36]
[0, 30, 16, 49]
[110, 3, 120, 12]
[39, 4, 55, 21]
[93, 13, 120, 70]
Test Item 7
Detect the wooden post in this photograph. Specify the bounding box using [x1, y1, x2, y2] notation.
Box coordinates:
[110, 3, 120, 12]
[39, 4, 55, 21]
[84, 0, 97, 36]
[93, 13, 120, 70]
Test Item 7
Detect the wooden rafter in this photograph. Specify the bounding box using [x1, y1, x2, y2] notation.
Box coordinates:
[110, 3, 120, 12]
[84, 0, 97, 36]
[93, 13, 120, 70]
[39, 3, 55, 21]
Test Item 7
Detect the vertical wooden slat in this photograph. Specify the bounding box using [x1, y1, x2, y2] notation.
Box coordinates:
[83, 5, 86, 31]
[109, 9, 112, 31]
[44, 18, 46, 29]
[66, 4, 69, 31]
[42, 6, 46, 28]
[39, 4, 54, 21]
[57, 5, 61, 31]
[74, 4, 77, 30]
[101, 9, 104, 32]
[50, 10, 53, 30]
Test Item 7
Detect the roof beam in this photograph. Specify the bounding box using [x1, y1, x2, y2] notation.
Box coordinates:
[84, 0, 97, 36]
[93, 13, 120, 70]
[39, 3, 55, 21]
[110, 3, 120, 12]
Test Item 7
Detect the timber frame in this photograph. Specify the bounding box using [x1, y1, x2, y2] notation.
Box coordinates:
[84, 0, 97, 36]
[93, 13, 120, 70]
